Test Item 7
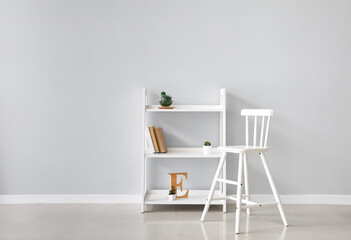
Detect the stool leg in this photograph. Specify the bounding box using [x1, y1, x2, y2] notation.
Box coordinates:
[201, 152, 227, 222]
[260, 153, 288, 227]
[223, 159, 227, 213]
[243, 153, 251, 216]
[235, 153, 244, 234]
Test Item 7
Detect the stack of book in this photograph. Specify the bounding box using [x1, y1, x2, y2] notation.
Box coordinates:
[147, 126, 168, 153]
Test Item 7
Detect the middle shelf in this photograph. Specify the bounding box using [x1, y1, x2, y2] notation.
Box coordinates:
[144, 147, 222, 158]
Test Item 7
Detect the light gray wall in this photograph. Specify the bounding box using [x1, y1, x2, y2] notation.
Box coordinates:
[0, 0, 350, 195]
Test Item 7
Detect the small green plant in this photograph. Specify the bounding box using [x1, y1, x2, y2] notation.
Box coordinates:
[203, 141, 211, 146]
[159, 91, 173, 107]
[169, 186, 176, 195]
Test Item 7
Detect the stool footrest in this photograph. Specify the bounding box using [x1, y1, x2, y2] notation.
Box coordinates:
[211, 196, 231, 201]
[228, 196, 255, 205]
[216, 178, 238, 185]
[211, 194, 247, 201]
[241, 202, 279, 209]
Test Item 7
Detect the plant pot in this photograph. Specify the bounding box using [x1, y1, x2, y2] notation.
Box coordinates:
[168, 194, 176, 201]
[203, 146, 212, 155]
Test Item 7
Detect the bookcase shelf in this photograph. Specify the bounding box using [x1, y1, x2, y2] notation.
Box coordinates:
[145, 190, 223, 205]
[145, 105, 224, 112]
[145, 147, 222, 158]
[142, 88, 226, 213]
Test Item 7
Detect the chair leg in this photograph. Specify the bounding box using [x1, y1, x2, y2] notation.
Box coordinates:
[243, 153, 250, 216]
[235, 153, 244, 234]
[223, 159, 227, 213]
[201, 152, 227, 222]
[259, 153, 288, 227]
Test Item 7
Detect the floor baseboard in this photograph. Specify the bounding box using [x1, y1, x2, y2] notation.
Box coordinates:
[0, 194, 141, 204]
[252, 194, 351, 205]
[0, 194, 350, 204]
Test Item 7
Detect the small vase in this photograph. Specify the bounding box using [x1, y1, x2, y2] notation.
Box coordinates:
[168, 194, 176, 201]
[203, 146, 212, 155]
[159, 99, 173, 107]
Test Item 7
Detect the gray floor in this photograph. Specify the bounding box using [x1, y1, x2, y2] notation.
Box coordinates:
[1, 204, 351, 240]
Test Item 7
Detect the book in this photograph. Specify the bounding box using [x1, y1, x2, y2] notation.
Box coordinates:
[146, 128, 155, 152]
[148, 126, 160, 153]
[154, 127, 168, 153]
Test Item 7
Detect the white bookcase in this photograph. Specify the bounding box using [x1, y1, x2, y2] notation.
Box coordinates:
[142, 88, 226, 212]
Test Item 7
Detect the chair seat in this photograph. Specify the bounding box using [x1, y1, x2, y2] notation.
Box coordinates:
[218, 145, 269, 154]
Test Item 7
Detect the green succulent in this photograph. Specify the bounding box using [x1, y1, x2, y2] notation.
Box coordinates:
[159, 91, 173, 107]
[169, 186, 176, 195]
[203, 141, 211, 146]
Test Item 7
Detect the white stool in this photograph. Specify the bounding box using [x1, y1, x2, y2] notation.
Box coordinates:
[201, 109, 288, 234]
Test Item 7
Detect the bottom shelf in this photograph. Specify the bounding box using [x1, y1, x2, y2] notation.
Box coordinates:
[145, 189, 224, 205]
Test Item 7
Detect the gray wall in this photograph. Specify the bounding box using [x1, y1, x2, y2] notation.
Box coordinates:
[0, 0, 350, 195]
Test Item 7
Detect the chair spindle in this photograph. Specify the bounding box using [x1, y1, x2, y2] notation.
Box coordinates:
[264, 116, 271, 147]
[245, 116, 249, 147]
[253, 116, 257, 147]
[260, 116, 265, 147]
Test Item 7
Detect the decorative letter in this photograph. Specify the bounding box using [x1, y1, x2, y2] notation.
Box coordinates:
[168, 172, 189, 198]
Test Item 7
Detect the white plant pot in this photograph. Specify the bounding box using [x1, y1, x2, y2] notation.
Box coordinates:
[203, 146, 212, 155]
[168, 194, 176, 201]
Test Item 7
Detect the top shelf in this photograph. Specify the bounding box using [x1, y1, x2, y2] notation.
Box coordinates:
[145, 105, 224, 112]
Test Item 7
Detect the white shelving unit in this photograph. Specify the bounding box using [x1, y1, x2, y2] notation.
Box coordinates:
[142, 88, 226, 212]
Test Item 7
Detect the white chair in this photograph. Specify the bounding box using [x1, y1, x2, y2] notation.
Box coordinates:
[201, 109, 288, 234]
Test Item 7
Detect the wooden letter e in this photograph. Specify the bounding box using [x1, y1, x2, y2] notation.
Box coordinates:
[168, 172, 189, 198]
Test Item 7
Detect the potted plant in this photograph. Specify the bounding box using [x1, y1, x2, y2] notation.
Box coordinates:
[168, 185, 176, 201]
[159, 91, 173, 107]
[203, 141, 212, 155]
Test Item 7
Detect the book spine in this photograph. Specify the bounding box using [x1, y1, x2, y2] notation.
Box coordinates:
[148, 126, 160, 153]
[155, 127, 168, 153]
[145, 128, 155, 152]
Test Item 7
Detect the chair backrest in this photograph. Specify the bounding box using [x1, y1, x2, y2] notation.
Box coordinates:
[241, 109, 273, 148]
